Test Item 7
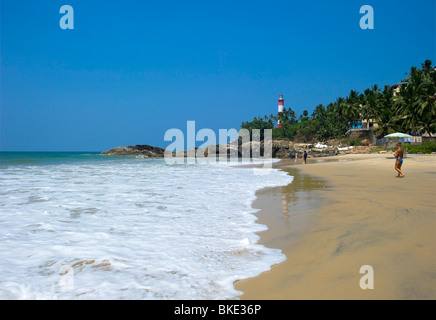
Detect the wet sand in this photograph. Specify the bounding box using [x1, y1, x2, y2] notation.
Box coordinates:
[236, 153, 436, 299]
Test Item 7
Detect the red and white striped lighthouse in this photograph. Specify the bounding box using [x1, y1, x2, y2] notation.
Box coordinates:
[277, 94, 284, 128]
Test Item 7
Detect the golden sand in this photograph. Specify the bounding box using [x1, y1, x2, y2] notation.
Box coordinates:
[235, 153, 436, 300]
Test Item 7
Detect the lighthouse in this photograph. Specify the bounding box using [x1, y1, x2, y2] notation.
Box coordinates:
[277, 94, 284, 128]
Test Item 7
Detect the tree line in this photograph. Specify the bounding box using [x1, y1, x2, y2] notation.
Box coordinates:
[240, 60, 436, 142]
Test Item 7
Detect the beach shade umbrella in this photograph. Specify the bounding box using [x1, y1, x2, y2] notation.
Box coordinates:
[384, 132, 413, 138]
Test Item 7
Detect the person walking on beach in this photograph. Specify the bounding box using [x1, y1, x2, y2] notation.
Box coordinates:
[303, 151, 307, 164]
[294, 150, 298, 164]
[393, 142, 405, 178]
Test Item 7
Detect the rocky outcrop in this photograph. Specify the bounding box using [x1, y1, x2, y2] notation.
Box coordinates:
[272, 141, 339, 158]
[346, 129, 376, 145]
[101, 140, 340, 158]
[101, 145, 165, 157]
[192, 139, 339, 158]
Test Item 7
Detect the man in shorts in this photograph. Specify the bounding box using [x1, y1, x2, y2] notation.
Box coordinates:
[393, 142, 405, 178]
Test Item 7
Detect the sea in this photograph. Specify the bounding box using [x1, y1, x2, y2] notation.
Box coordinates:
[0, 152, 293, 300]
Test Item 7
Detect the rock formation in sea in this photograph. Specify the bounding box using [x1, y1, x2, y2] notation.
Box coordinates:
[101, 145, 166, 157]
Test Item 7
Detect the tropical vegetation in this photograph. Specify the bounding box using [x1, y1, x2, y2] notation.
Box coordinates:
[240, 60, 436, 142]
[390, 142, 436, 154]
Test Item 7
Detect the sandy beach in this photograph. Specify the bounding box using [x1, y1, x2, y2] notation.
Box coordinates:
[236, 153, 436, 300]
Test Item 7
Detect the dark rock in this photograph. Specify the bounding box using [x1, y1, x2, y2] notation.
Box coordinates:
[101, 145, 165, 157]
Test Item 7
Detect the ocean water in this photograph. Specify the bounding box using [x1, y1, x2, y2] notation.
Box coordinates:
[0, 152, 293, 299]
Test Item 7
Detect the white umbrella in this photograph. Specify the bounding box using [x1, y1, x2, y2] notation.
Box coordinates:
[384, 132, 412, 138]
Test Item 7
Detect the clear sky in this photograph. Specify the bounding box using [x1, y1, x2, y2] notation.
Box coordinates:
[1, 0, 435, 151]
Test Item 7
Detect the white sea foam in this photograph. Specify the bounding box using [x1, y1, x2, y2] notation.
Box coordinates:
[0, 157, 293, 299]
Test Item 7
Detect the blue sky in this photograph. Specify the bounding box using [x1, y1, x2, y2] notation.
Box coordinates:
[1, 0, 435, 151]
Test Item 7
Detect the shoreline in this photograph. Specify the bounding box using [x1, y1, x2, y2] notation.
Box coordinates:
[235, 153, 436, 300]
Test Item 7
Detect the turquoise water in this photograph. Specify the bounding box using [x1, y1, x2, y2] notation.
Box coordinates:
[0, 152, 133, 166]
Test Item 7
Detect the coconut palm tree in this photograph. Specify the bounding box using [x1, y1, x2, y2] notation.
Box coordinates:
[360, 85, 381, 130]
[312, 104, 326, 121]
[345, 90, 361, 123]
[373, 85, 398, 137]
[327, 101, 347, 138]
[420, 60, 436, 136]
[334, 97, 348, 124]
[396, 64, 434, 135]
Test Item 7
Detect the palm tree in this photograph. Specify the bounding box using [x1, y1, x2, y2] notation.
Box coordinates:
[281, 107, 297, 126]
[361, 85, 381, 129]
[373, 85, 398, 137]
[312, 104, 326, 121]
[345, 90, 361, 124]
[334, 97, 348, 124]
[328, 101, 347, 138]
[420, 60, 436, 136]
[396, 64, 435, 135]
[421, 59, 433, 76]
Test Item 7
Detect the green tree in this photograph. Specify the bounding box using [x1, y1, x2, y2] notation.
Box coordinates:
[240, 116, 274, 140]
[361, 85, 381, 128]
[373, 85, 398, 137]
[345, 90, 361, 123]
[396, 64, 435, 135]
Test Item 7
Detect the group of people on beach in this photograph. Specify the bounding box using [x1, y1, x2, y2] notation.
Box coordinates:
[292, 142, 405, 178]
[293, 150, 307, 164]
